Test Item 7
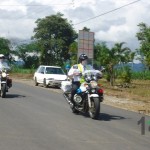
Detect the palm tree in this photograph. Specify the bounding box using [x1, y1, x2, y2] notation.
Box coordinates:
[95, 42, 131, 86]
[110, 42, 131, 85]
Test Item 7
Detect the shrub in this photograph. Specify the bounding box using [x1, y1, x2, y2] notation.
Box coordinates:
[117, 66, 132, 84]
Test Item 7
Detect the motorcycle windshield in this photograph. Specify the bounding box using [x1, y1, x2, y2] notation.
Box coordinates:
[82, 69, 102, 82]
[0, 61, 10, 71]
[83, 69, 101, 76]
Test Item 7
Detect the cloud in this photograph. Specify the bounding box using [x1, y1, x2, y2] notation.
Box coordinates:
[68, 0, 150, 50]
[25, 2, 54, 19]
[0, 19, 35, 39]
[0, 0, 150, 51]
[66, 6, 94, 21]
[0, 9, 25, 20]
[0, 0, 55, 39]
[0, 0, 26, 12]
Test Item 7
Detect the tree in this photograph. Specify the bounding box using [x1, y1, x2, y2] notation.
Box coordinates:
[14, 42, 40, 68]
[69, 41, 78, 65]
[82, 27, 90, 32]
[136, 22, 150, 70]
[24, 55, 39, 69]
[94, 42, 131, 86]
[32, 12, 77, 66]
[0, 37, 11, 56]
[94, 42, 108, 64]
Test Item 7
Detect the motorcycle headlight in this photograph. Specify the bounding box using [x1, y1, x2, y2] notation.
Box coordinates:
[90, 81, 97, 88]
[91, 89, 96, 93]
[2, 72, 7, 78]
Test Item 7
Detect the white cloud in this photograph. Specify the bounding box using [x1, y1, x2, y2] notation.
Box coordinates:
[0, 0, 150, 51]
[0, 0, 26, 12]
[0, 19, 35, 39]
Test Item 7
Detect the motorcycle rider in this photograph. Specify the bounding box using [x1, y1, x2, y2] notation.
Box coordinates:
[0, 54, 12, 89]
[68, 54, 89, 107]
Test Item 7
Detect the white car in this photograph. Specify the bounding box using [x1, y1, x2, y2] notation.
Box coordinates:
[33, 65, 67, 88]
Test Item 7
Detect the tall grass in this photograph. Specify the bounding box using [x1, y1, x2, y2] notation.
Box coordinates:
[131, 71, 150, 80]
[11, 66, 35, 74]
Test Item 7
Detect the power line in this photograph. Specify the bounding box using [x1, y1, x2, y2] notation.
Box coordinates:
[74, 0, 141, 25]
[0, 3, 73, 7]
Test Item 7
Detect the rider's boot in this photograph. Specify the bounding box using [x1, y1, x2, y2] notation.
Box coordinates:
[70, 95, 75, 109]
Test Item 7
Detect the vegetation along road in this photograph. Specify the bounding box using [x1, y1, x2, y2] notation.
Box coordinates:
[0, 80, 149, 150]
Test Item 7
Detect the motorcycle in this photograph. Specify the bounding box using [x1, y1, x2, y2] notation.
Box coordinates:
[61, 69, 104, 119]
[0, 69, 12, 98]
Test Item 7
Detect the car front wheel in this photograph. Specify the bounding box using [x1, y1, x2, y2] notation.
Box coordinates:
[43, 78, 48, 88]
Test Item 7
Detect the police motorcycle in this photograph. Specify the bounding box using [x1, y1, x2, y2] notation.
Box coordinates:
[0, 54, 12, 98]
[61, 69, 104, 119]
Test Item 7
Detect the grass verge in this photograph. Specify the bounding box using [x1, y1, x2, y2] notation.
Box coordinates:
[99, 79, 150, 102]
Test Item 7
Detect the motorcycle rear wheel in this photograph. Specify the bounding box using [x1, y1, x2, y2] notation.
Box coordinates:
[89, 97, 100, 119]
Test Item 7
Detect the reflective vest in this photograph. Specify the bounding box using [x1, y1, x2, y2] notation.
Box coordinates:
[78, 64, 83, 73]
[78, 64, 85, 83]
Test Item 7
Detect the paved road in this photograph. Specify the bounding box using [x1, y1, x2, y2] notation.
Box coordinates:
[0, 82, 150, 150]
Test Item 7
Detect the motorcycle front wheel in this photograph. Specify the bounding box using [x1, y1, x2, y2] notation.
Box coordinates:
[72, 107, 80, 114]
[1, 84, 6, 98]
[89, 97, 100, 119]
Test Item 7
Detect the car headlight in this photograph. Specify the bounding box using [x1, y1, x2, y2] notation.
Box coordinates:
[2, 72, 7, 78]
[90, 81, 98, 88]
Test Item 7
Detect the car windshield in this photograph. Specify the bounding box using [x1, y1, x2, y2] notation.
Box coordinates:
[45, 67, 65, 75]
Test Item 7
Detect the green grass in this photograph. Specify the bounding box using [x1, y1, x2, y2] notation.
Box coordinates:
[131, 71, 150, 80]
[11, 66, 35, 74]
[10, 66, 35, 79]
[98, 79, 150, 102]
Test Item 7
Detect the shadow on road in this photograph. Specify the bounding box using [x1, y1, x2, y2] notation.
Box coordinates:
[38, 84, 60, 89]
[73, 110, 127, 121]
[98, 113, 126, 121]
[5, 94, 26, 99]
[80, 112, 126, 121]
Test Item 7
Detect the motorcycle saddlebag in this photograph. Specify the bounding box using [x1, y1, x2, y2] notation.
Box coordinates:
[7, 78, 12, 88]
[61, 81, 72, 93]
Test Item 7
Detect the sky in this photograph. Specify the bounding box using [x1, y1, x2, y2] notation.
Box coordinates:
[0, 0, 150, 52]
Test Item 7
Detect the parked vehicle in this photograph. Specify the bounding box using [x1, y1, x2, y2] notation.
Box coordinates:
[33, 65, 67, 88]
[61, 69, 104, 119]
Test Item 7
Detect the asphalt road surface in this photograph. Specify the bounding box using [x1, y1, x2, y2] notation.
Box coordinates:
[0, 82, 150, 150]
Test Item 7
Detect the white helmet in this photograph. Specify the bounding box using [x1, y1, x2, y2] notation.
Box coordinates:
[0, 54, 5, 59]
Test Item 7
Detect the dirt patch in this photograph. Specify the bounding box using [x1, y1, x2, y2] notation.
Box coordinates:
[12, 78, 150, 116]
[103, 95, 150, 116]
